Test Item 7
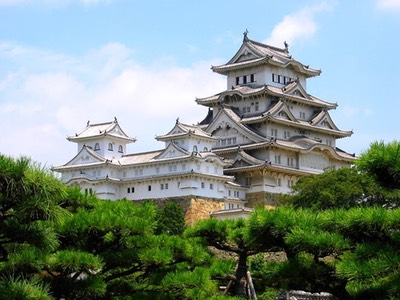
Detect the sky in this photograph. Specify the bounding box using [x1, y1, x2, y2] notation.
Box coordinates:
[1, 0, 400, 167]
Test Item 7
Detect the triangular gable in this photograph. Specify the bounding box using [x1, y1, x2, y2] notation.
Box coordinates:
[231, 150, 265, 168]
[69, 119, 135, 142]
[106, 123, 132, 140]
[154, 142, 191, 160]
[226, 40, 265, 65]
[283, 81, 310, 100]
[205, 108, 265, 143]
[157, 120, 215, 141]
[64, 146, 105, 167]
[268, 101, 298, 123]
[162, 121, 187, 137]
[235, 46, 260, 63]
[310, 110, 339, 131]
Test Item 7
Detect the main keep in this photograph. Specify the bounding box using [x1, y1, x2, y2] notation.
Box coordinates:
[53, 33, 354, 218]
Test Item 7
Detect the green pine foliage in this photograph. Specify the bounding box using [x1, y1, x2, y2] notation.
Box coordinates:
[281, 167, 381, 209]
[4, 139, 400, 299]
[0, 276, 52, 300]
[155, 202, 186, 235]
[356, 140, 400, 189]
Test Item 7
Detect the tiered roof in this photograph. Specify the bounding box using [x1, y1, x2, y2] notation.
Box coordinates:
[196, 82, 337, 109]
[67, 118, 135, 143]
[156, 119, 216, 142]
[211, 32, 321, 77]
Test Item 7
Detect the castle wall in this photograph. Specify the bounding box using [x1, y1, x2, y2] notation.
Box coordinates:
[135, 196, 225, 226]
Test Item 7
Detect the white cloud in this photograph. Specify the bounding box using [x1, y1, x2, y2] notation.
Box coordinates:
[265, 1, 336, 47]
[376, 0, 400, 11]
[0, 42, 225, 167]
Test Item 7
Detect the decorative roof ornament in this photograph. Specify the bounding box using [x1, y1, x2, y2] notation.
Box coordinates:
[176, 117, 180, 124]
[284, 41, 289, 53]
[243, 29, 249, 42]
[114, 116, 118, 123]
[86, 120, 90, 127]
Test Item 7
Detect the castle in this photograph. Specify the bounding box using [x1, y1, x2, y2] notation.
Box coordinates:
[53, 33, 354, 220]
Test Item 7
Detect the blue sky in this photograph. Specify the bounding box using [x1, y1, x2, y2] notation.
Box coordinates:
[0, 0, 399, 167]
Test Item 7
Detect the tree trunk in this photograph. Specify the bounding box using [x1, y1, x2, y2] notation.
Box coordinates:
[233, 252, 248, 298]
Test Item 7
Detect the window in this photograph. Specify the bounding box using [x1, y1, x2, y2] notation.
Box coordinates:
[271, 128, 278, 137]
[243, 75, 247, 84]
[181, 164, 186, 171]
[250, 74, 255, 82]
[168, 165, 177, 172]
[132, 187, 135, 193]
[284, 131, 290, 139]
[236, 77, 240, 85]
[165, 183, 168, 190]
[201, 182, 205, 188]
[228, 190, 231, 196]
[108, 143, 113, 151]
[94, 143, 100, 150]
[193, 145, 198, 153]
[161, 183, 164, 190]
[287, 157, 295, 167]
[135, 169, 143, 176]
[118, 145, 123, 153]
[277, 178, 282, 187]
[156, 167, 160, 174]
[127, 187, 131, 193]
[288, 180, 294, 188]
[148, 185, 152, 191]
[299, 112, 306, 119]
[272, 73, 293, 85]
[210, 183, 214, 190]
[245, 177, 252, 186]
[274, 155, 281, 164]
[255, 102, 259, 111]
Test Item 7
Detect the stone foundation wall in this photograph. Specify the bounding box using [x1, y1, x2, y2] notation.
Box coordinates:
[246, 192, 279, 209]
[185, 197, 225, 226]
[134, 196, 225, 226]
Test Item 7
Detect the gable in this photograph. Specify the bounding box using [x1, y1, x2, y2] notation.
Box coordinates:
[235, 47, 259, 63]
[290, 88, 308, 99]
[232, 159, 252, 168]
[163, 123, 186, 137]
[154, 143, 190, 160]
[312, 111, 339, 131]
[269, 101, 298, 123]
[64, 146, 105, 167]
[284, 82, 310, 100]
[206, 108, 265, 144]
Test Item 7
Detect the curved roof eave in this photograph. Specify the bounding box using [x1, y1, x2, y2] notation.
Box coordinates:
[212, 57, 320, 78]
[224, 163, 315, 176]
[242, 115, 352, 138]
[67, 133, 136, 143]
